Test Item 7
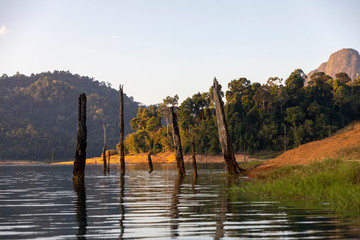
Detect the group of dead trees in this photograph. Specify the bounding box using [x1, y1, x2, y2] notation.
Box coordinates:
[167, 78, 245, 178]
[73, 85, 126, 181]
[73, 78, 245, 181]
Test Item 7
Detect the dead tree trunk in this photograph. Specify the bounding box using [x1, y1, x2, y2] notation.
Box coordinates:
[213, 78, 244, 175]
[107, 150, 110, 174]
[119, 85, 125, 176]
[148, 152, 153, 173]
[102, 123, 107, 174]
[192, 137, 197, 178]
[169, 107, 186, 177]
[73, 93, 87, 181]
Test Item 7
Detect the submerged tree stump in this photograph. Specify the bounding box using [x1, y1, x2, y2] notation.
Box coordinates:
[169, 107, 186, 177]
[213, 78, 245, 175]
[119, 85, 125, 176]
[107, 150, 110, 174]
[148, 152, 153, 173]
[102, 123, 107, 175]
[192, 137, 198, 178]
[73, 93, 87, 181]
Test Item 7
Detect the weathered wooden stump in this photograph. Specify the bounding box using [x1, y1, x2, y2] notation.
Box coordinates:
[119, 85, 125, 176]
[192, 137, 198, 178]
[148, 152, 153, 173]
[213, 78, 245, 175]
[169, 107, 186, 177]
[73, 93, 87, 181]
[102, 123, 107, 175]
[107, 150, 110, 174]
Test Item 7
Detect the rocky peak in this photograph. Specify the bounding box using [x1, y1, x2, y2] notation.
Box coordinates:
[307, 48, 360, 80]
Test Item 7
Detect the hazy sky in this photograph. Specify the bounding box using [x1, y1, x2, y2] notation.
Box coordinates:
[1, 0, 359, 105]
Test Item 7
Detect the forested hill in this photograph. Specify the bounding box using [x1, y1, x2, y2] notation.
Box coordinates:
[124, 69, 360, 157]
[0, 71, 140, 161]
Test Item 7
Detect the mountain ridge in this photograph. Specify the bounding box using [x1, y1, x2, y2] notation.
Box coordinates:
[0, 71, 140, 161]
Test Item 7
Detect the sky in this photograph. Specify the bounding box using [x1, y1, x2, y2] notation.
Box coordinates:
[0, 0, 360, 105]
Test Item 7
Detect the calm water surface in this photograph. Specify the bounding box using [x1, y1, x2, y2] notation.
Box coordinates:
[1, 164, 360, 239]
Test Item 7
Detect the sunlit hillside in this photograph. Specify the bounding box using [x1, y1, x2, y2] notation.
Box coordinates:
[249, 122, 360, 177]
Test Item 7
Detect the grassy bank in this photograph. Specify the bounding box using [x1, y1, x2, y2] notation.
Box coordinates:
[234, 158, 360, 213]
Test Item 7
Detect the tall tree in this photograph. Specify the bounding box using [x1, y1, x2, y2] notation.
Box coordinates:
[335, 72, 351, 84]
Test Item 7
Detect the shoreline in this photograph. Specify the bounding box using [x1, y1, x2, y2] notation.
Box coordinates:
[50, 152, 266, 165]
[0, 160, 48, 165]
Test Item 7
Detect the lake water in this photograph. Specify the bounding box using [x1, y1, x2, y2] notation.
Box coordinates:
[1, 164, 360, 239]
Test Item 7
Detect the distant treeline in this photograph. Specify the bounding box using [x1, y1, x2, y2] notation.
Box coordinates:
[124, 69, 360, 155]
[0, 71, 140, 161]
[1, 69, 359, 161]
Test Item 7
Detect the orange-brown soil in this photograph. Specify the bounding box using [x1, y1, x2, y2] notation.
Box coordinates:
[53, 123, 360, 175]
[248, 123, 360, 177]
[52, 152, 252, 165]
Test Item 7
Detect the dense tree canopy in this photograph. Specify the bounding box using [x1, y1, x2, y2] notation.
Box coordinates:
[2, 69, 360, 161]
[125, 70, 360, 155]
[0, 71, 140, 161]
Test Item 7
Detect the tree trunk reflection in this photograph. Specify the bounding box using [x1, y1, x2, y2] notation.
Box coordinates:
[73, 179, 87, 240]
[119, 173, 125, 239]
[214, 175, 231, 240]
[170, 175, 184, 238]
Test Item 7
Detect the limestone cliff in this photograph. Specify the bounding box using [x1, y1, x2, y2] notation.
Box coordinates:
[307, 48, 360, 80]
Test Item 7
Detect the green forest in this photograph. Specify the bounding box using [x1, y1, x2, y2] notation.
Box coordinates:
[124, 69, 360, 155]
[0, 71, 140, 161]
[1, 69, 360, 161]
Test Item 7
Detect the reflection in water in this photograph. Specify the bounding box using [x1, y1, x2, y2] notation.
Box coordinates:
[73, 179, 87, 240]
[119, 173, 125, 239]
[214, 175, 230, 240]
[1, 164, 360, 239]
[192, 174, 197, 191]
[170, 175, 184, 238]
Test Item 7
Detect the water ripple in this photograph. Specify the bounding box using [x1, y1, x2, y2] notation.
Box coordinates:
[0, 164, 360, 239]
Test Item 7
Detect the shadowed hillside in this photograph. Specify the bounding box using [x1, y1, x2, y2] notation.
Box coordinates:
[0, 71, 140, 161]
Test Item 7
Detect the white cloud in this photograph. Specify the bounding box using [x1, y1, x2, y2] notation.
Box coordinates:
[0, 25, 7, 36]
